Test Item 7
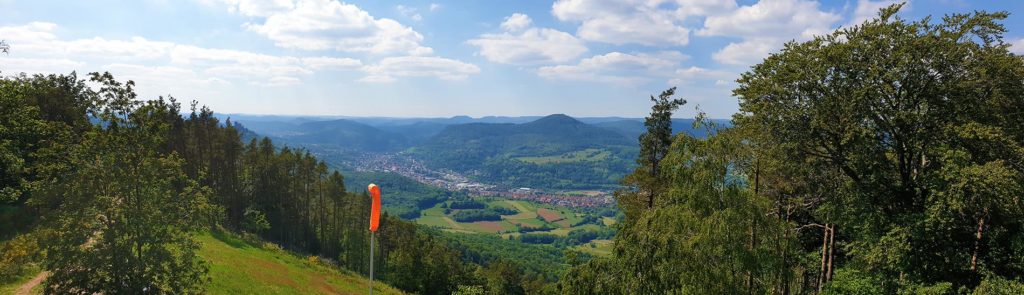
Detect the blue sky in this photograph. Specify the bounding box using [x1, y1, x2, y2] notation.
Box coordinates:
[1, 0, 1022, 118]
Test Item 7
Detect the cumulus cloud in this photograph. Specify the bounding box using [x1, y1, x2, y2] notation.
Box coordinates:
[500, 13, 532, 32]
[697, 0, 841, 65]
[468, 13, 587, 65]
[537, 51, 689, 84]
[235, 0, 432, 55]
[699, 0, 839, 40]
[710, 38, 779, 65]
[429, 3, 441, 12]
[550, 0, 733, 46]
[359, 56, 480, 83]
[0, 22, 368, 87]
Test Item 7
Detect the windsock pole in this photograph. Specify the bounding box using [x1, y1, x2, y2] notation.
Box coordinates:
[369, 231, 374, 295]
[367, 184, 382, 295]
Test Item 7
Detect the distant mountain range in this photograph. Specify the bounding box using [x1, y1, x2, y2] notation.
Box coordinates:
[224, 113, 730, 190]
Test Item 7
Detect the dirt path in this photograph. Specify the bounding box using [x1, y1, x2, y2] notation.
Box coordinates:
[14, 271, 48, 295]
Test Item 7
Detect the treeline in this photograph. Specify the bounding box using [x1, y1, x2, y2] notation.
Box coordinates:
[0, 72, 546, 294]
[561, 5, 1024, 294]
[517, 228, 615, 247]
[451, 209, 502, 222]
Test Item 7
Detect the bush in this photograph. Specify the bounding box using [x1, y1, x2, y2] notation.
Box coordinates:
[450, 200, 486, 210]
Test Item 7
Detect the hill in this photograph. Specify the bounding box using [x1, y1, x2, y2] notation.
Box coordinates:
[1, 232, 403, 295]
[272, 119, 411, 152]
[407, 114, 637, 190]
[200, 231, 402, 294]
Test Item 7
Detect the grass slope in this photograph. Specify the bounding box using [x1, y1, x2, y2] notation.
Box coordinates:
[200, 232, 402, 295]
[2, 232, 403, 295]
[201, 231, 405, 292]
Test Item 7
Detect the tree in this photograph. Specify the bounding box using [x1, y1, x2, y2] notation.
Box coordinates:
[619, 87, 685, 218]
[41, 73, 213, 294]
[733, 4, 1024, 291]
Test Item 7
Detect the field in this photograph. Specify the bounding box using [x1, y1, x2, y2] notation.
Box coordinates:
[515, 148, 612, 164]
[414, 198, 607, 237]
[1, 232, 403, 295]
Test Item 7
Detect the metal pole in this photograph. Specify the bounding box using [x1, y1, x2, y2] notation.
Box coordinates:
[369, 231, 374, 295]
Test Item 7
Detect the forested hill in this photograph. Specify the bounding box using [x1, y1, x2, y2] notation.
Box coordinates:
[408, 114, 638, 189]
[283, 119, 410, 152]
[421, 114, 633, 155]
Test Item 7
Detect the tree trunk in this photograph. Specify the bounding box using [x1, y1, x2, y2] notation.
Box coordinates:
[826, 224, 835, 282]
[817, 224, 830, 293]
[971, 208, 988, 272]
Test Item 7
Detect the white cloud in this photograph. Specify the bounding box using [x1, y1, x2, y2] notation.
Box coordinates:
[360, 56, 480, 83]
[711, 38, 778, 65]
[537, 51, 689, 84]
[0, 21, 373, 86]
[170, 45, 298, 65]
[220, 0, 295, 17]
[98, 64, 231, 100]
[1009, 38, 1024, 55]
[698, 0, 841, 66]
[103, 63, 230, 87]
[551, 0, 726, 46]
[265, 76, 302, 86]
[240, 0, 432, 55]
[301, 56, 361, 70]
[500, 13, 532, 32]
[396, 5, 422, 22]
[699, 0, 840, 40]
[668, 66, 733, 85]
[847, 0, 904, 27]
[0, 22, 176, 61]
[0, 57, 85, 75]
[468, 13, 587, 65]
[429, 3, 441, 12]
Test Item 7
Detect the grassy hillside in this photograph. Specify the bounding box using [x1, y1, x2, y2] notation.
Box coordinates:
[1, 232, 403, 295]
[199, 231, 402, 295]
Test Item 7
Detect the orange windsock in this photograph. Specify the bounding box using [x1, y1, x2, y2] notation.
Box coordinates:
[368, 184, 381, 232]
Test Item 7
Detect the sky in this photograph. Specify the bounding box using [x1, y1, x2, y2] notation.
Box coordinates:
[1, 0, 1022, 118]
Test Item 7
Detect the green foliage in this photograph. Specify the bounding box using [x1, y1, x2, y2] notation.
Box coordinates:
[972, 276, 1024, 295]
[822, 269, 885, 295]
[41, 72, 213, 294]
[449, 199, 486, 209]
[442, 231, 567, 282]
[0, 231, 40, 284]
[241, 206, 270, 234]
[342, 169, 457, 219]
[732, 3, 1024, 291]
